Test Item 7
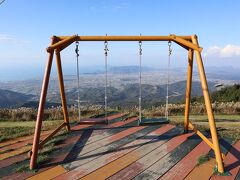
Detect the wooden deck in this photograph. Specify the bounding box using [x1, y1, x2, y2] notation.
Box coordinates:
[0, 113, 239, 180]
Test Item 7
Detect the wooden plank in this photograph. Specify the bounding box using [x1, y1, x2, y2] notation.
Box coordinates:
[24, 119, 138, 179]
[210, 140, 240, 180]
[0, 131, 51, 149]
[56, 125, 175, 180]
[63, 125, 161, 170]
[0, 117, 137, 178]
[43, 117, 140, 166]
[108, 131, 194, 180]
[185, 138, 234, 180]
[63, 126, 145, 167]
[160, 141, 211, 180]
[135, 134, 202, 179]
[108, 117, 139, 128]
[78, 127, 184, 180]
[0, 112, 120, 149]
[185, 158, 216, 180]
[26, 165, 66, 180]
[0, 133, 48, 152]
[71, 113, 126, 131]
[235, 170, 240, 180]
[0, 113, 125, 153]
[0, 145, 31, 161]
[209, 138, 234, 158]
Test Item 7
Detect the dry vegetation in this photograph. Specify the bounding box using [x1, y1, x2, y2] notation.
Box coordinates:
[142, 102, 240, 117]
[141, 102, 240, 140]
[0, 102, 239, 142]
[0, 105, 104, 122]
[0, 105, 105, 142]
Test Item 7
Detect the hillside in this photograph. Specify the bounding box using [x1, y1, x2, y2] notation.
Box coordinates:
[0, 80, 217, 108]
[192, 84, 240, 103]
[62, 81, 216, 108]
[0, 89, 34, 108]
[211, 84, 240, 102]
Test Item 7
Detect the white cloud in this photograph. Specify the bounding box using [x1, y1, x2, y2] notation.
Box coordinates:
[204, 44, 240, 58]
[0, 34, 15, 41]
[0, 34, 30, 44]
[89, 2, 128, 11]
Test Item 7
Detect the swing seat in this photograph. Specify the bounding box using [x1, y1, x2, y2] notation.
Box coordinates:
[78, 118, 108, 125]
[139, 117, 169, 125]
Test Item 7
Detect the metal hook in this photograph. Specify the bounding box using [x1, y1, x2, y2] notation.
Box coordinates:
[75, 41, 79, 57]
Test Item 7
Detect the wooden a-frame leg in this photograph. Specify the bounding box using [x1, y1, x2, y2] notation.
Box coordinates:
[192, 35, 224, 173]
[30, 37, 56, 170]
[184, 49, 194, 133]
[55, 50, 71, 131]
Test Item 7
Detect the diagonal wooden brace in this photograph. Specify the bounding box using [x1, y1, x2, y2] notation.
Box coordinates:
[28, 122, 67, 157]
[188, 122, 225, 159]
[47, 35, 78, 52]
[170, 34, 202, 52]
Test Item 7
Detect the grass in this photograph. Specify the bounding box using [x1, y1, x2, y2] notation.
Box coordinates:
[0, 120, 69, 143]
[0, 110, 117, 143]
[0, 126, 34, 142]
[0, 110, 238, 174]
[197, 154, 211, 165]
[0, 120, 63, 128]
[16, 154, 51, 173]
[0, 113, 239, 143]
[167, 115, 240, 140]
[169, 115, 240, 121]
[16, 130, 70, 172]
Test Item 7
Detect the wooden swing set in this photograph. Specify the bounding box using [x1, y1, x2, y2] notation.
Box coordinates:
[29, 34, 225, 173]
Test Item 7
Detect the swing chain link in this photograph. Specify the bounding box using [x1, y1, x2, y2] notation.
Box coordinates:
[168, 41, 172, 56]
[75, 41, 79, 57]
[139, 41, 142, 55]
[166, 41, 172, 120]
[138, 40, 142, 124]
[75, 40, 81, 121]
[104, 41, 109, 56]
[104, 40, 109, 123]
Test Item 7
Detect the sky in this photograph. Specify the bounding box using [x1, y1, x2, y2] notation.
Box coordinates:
[0, 0, 240, 81]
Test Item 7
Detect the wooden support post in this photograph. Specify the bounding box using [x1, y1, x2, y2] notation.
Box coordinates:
[30, 37, 56, 170]
[192, 35, 224, 173]
[184, 49, 194, 133]
[55, 50, 71, 131]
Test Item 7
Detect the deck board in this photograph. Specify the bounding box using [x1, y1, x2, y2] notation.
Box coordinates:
[0, 115, 134, 171]
[63, 125, 160, 170]
[0, 114, 238, 180]
[160, 141, 211, 180]
[210, 140, 240, 180]
[108, 132, 194, 180]
[134, 134, 202, 179]
[56, 125, 174, 180]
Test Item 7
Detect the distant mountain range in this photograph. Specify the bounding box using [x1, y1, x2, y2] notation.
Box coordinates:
[0, 65, 239, 108]
[1, 65, 239, 82]
[0, 80, 216, 108]
[108, 66, 157, 73]
[0, 89, 34, 108]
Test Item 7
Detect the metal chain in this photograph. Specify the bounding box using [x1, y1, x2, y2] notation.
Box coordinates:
[165, 41, 172, 120]
[75, 41, 81, 121]
[104, 40, 109, 123]
[139, 41, 142, 124]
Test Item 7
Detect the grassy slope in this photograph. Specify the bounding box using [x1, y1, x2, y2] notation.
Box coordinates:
[168, 115, 240, 140]
[0, 120, 63, 142]
[0, 115, 240, 142]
